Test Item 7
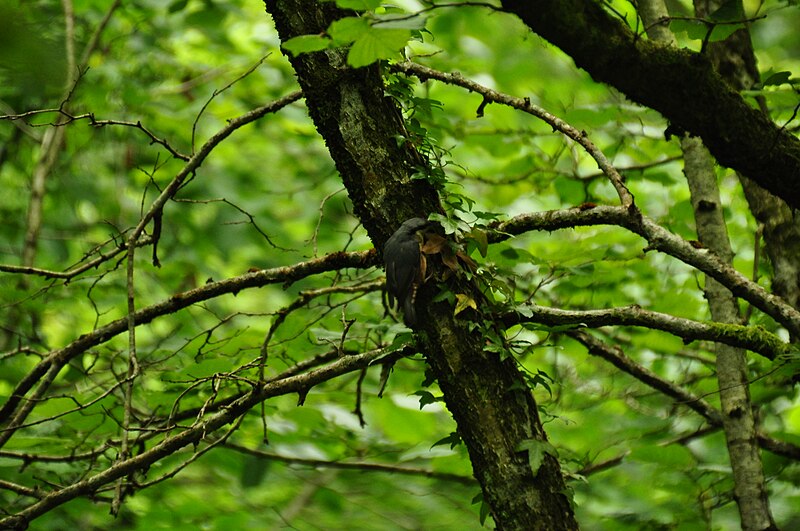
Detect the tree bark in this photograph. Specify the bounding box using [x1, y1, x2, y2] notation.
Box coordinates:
[639, 2, 776, 528]
[500, 0, 800, 210]
[262, 1, 577, 528]
[683, 138, 776, 530]
[692, 0, 800, 314]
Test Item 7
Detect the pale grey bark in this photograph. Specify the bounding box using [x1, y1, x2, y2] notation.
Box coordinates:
[683, 138, 775, 530]
[639, 2, 776, 529]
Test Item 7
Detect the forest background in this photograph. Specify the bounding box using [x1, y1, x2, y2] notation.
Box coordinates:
[1, 0, 800, 529]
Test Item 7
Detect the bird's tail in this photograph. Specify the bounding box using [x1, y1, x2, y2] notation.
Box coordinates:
[403, 294, 417, 327]
[403, 284, 419, 327]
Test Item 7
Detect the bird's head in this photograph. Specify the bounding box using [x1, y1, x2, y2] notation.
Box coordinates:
[397, 217, 430, 235]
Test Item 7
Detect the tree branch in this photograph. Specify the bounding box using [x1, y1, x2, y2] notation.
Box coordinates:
[502, 304, 789, 360]
[0, 250, 378, 445]
[0, 345, 397, 529]
[0, 235, 153, 280]
[569, 330, 800, 460]
[499, 0, 800, 209]
[491, 205, 800, 337]
[392, 61, 636, 209]
[223, 443, 477, 486]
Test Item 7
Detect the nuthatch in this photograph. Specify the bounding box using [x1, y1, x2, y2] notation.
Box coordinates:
[383, 217, 429, 327]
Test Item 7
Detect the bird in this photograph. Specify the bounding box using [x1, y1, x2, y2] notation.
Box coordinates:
[383, 217, 429, 327]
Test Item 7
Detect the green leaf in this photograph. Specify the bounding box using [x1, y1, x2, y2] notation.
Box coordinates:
[432, 431, 462, 449]
[429, 213, 460, 235]
[516, 439, 559, 475]
[670, 1, 745, 43]
[410, 96, 444, 113]
[671, 19, 711, 41]
[471, 210, 502, 221]
[526, 369, 554, 396]
[471, 491, 491, 525]
[671, 18, 743, 43]
[335, 0, 381, 9]
[499, 247, 521, 260]
[706, 23, 745, 41]
[329, 16, 370, 44]
[515, 305, 533, 318]
[168, 0, 189, 13]
[385, 331, 414, 352]
[761, 70, 792, 87]
[347, 28, 411, 67]
[466, 227, 488, 257]
[454, 293, 477, 317]
[708, 0, 744, 22]
[413, 390, 442, 409]
[480, 498, 490, 525]
[282, 34, 334, 56]
[445, 192, 476, 213]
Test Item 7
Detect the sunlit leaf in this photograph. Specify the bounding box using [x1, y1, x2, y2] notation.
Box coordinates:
[454, 293, 477, 317]
[335, 0, 381, 10]
[347, 28, 411, 67]
[283, 34, 334, 56]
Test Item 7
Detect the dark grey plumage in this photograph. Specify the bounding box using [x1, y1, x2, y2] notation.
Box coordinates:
[383, 218, 428, 327]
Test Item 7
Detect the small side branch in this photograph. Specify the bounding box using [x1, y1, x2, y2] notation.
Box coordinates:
[392, 61, 636, 209]
[502, 304, 789, 360]
[491, 205, 800, 337]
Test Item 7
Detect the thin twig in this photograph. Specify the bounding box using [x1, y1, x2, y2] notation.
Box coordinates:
[0, 344, 406, 528]
[0, 250, 377, 438]
[491, 205, 800, 337]
[502, 303, 789, 360]
[392, 61, 636, 209]
[0, 235, 153, 280]
[223, 443, 476, 485]
[191, 55, 271, 153]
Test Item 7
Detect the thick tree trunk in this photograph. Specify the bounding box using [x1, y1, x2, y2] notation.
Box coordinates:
[692, 0, 800, 314]
[262, 1, 577, 528]
[500, 0, 800, 210]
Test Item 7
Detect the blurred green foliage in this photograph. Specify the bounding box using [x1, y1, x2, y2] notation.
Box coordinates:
[1, 0, 799, 529]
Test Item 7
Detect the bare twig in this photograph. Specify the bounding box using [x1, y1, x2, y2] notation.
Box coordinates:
[125, 90, 303, 252]
[0, 250, 377, 441]
[174, 197, 289, 249]
[0, 344, 403, 528]
[133, 416, 245, 490]
[570, 330, 721, 423]
[0, 480, 42, 500]
[191, 55, 271, 153]
[491, 205, 800, 337]
[223, 442, 476, 485]
[112, 228, 140, 516]
[502, 303, 789, 360]
[0, 444, 111, 464]
[0, 235, 153, 280]
[569, 331, 800, 461]
[258, 280, 383, 383]
[392, 61, 636, 209]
